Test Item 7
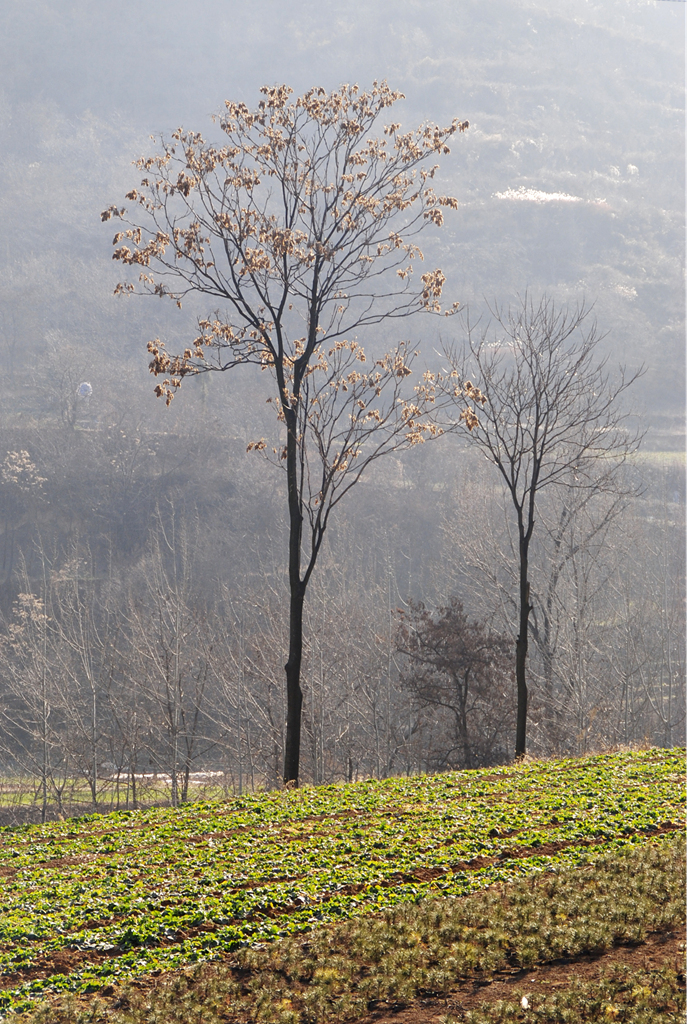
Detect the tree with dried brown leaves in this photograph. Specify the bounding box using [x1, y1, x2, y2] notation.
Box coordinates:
[103, 82, 469, 785]
[442, 295, 643, 759]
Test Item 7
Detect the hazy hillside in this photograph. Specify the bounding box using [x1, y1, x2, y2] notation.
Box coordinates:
[0, 0, 683, 439]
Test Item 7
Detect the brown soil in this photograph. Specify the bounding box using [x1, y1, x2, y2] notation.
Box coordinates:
[358, 930, 686, 1023]
[39, 854, 90, 872]
[0, 947, 117, 988]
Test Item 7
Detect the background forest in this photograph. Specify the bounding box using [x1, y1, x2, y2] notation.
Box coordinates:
[0, 0, 683, 817]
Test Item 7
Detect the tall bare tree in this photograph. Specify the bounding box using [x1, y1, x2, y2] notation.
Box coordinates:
[443, 295, 642, 757]
[103, 82, 470, 784]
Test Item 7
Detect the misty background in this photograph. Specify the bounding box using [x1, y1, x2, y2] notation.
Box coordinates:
[0, 0, 683, 812]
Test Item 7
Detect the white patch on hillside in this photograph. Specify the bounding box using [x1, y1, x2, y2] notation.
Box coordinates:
[494, 187, 583, 203]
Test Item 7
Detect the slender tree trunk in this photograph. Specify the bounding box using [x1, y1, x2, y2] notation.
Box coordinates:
[458, 671, 472, 768]
[130, 707, 138, 810]
[247, 721, 255, 791]
[41, 694, 48, 824]
[41, 617, 49, 824]
[284, 582, 305, 785]
[283, 404, 305, 786]
[90, 681, 97, 809]
[171, 602, 181, 807]
[515, 543, 531, 758]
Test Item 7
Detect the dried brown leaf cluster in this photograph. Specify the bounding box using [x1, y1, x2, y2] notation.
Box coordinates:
[102, 81, 469, 411]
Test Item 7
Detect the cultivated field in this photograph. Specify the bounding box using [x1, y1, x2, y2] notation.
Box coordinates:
[0, 748, 684, 1021]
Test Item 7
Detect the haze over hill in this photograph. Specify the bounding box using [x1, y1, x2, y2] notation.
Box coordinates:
[0, 0, 684, 440]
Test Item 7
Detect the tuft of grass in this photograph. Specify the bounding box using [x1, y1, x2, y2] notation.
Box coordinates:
[14, 833, 685, 1024]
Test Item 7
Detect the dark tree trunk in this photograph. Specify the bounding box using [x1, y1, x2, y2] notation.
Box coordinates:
[515, 550, 531, 758]
[283, 406, 305, 786]
[283, 583, 305, 785]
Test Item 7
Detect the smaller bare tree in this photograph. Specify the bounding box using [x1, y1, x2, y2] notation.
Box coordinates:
[442, 295, 643, 758]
